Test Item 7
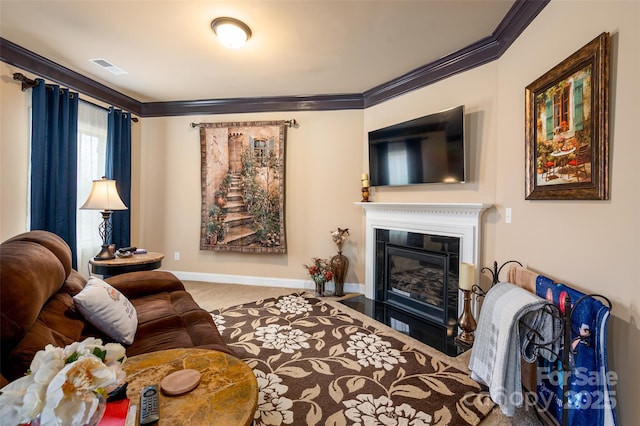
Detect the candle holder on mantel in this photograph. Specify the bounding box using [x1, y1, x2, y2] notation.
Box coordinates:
[361, 173, 370, 202]
[361, 186, 370, 202]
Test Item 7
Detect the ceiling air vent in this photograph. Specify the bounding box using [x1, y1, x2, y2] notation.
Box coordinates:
[89, 58, 127, 75]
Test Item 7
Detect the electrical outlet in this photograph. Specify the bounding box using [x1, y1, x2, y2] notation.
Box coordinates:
[174, 251, 180, 261]
[505, 208, 512, 224]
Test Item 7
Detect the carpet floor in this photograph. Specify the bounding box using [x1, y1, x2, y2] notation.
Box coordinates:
[185, 281, 540, 426]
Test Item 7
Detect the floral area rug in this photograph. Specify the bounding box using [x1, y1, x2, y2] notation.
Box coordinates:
[210, 293, 494, 426]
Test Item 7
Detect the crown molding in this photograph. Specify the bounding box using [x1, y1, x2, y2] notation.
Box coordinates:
[0, 0, 548, 117]
[363, 35, 500, 108]
[363, 0, 549, 107]
[0, 37, 143, 115]
[141, 94, 364, 117]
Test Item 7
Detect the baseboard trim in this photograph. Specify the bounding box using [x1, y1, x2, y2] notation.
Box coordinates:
[166, 269, 364, 294]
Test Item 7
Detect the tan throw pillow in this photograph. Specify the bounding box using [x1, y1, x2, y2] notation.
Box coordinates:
[73, 277, 138, 345]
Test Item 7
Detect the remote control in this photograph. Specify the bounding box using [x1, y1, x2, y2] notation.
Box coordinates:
[139, 384, 160, 424]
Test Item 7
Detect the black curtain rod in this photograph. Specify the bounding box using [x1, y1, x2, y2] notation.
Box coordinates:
[78, 99, 138, 123]
[13, 72, 43, 91]
[12, 72, 138, 122]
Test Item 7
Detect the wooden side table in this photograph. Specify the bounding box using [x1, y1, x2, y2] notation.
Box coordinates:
[89, 252, 164, 276]
[123, 348, 258, 426]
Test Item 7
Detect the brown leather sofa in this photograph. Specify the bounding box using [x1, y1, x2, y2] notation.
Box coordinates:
[0, 230, 234, 384]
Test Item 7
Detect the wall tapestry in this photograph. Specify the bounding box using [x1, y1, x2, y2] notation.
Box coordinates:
[199, 120, 287, 253]
[525, 32, 610, 200]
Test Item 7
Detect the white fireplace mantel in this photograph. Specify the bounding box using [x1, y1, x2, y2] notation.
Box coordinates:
[356, 202, 492, 302]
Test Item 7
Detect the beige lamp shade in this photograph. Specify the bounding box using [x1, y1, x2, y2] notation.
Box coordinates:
[81, 177, 128, 211]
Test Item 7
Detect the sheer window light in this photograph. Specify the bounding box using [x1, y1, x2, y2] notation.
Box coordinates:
[77, 101, 108, 275]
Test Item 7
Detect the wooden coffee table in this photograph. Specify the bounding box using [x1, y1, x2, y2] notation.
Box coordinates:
[123, 348, 258, 425]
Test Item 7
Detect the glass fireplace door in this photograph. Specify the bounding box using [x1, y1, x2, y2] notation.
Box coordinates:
[385, 245, 449, 326]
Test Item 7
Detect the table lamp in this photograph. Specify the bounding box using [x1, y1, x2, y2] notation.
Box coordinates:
[80, 176, 128, 260]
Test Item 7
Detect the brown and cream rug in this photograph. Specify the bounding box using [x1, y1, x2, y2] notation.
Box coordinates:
[210, 292, 495, 425]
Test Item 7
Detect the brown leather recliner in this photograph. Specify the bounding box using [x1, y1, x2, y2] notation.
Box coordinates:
[0, 230, 234, 383]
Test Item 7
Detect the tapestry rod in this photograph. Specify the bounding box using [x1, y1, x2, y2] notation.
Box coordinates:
[190, 119, 298, 128]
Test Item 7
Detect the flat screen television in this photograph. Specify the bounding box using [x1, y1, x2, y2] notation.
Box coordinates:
[368, 105, 465, 187]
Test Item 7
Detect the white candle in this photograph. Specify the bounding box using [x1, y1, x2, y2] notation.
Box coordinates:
[361, 173, 369, 180]
[459, 262, 475, 291]
[362, 179, 370, 187]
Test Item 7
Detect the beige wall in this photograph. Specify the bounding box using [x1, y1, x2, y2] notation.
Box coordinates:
[367, 2, 639, 422]
[494, 2, 639, 423]
[1, 0, 638, 422]
[364, 63, 501, 270]
[139, 111, 365, 288]
[0, 62, 31, 238]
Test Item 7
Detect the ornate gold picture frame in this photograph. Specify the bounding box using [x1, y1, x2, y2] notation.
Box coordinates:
[525, 32, 610, 200]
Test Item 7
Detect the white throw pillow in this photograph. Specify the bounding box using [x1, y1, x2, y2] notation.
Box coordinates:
[73, 277, 138, 345]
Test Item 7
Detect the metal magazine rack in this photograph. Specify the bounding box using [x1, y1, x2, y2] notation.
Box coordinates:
[474, 261, 613, 426]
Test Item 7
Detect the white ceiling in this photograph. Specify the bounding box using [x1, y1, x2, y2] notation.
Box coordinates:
[0, 0, 515, 103]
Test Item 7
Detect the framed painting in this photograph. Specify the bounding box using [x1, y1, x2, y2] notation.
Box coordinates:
[199, 120, 287, 253]
[525, 32, 610, 200]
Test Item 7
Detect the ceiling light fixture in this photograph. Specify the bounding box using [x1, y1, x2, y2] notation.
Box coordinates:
[211, 17, 252, 49]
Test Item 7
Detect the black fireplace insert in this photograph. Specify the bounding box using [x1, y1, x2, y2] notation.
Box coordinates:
[375, 229, 460, 327]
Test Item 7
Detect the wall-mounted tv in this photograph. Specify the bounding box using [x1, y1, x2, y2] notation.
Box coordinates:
[368, 105, 465, 187]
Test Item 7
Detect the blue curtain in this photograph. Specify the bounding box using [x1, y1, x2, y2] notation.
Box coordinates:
[30, 79, 79, 268]
[106, 107, 132, 249]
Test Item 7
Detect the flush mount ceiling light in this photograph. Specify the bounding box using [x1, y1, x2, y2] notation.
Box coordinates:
[211, 17, 252, 49]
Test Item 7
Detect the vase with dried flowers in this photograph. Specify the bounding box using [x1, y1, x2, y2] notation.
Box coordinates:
[330, 228, 350, 296]
[0, 338, 127, 426]
[303, 257, 333, 296]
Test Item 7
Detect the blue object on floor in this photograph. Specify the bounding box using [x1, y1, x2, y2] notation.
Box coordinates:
[535, 276, 617, 426]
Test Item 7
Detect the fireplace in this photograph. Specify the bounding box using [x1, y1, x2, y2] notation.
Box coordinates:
[376, 229, 460, 327]
[343, 203, 490, 355]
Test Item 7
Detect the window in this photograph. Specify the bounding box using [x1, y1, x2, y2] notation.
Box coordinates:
[552, 85, 571, 130]
[252, 137, 267, 166]
[250, 136, 277, 168]
[76, 101, 108, 275]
